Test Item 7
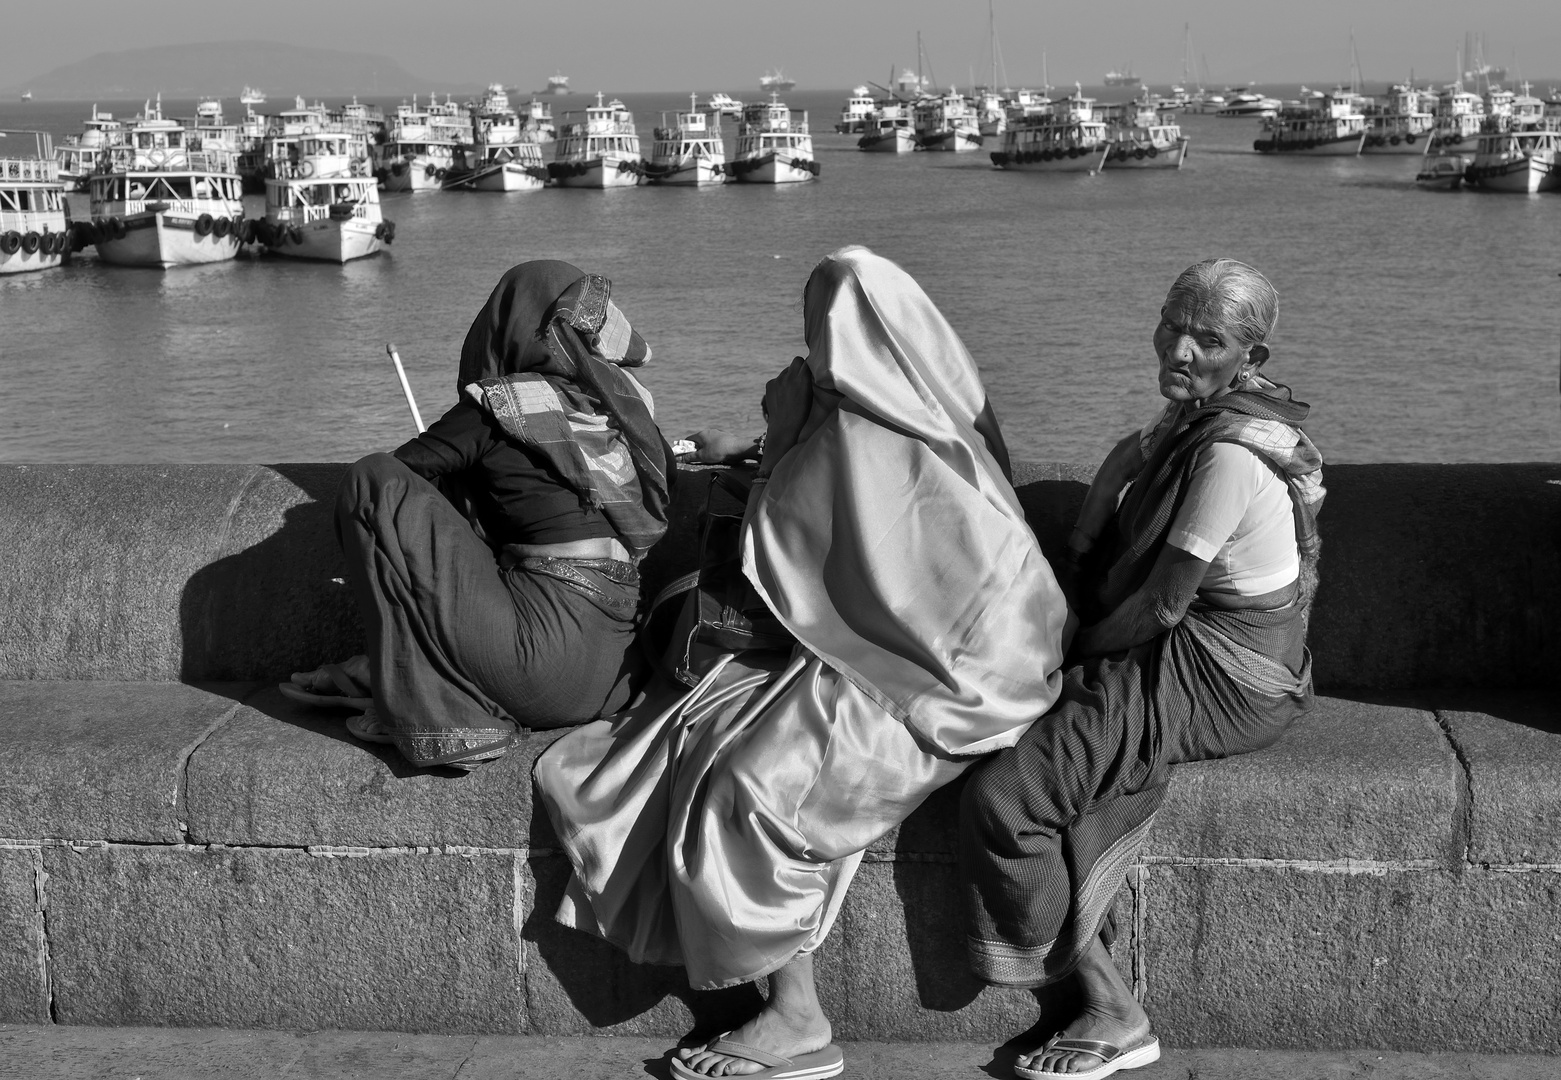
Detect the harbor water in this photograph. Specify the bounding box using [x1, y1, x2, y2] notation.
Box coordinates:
[2, 90, 1559, 467]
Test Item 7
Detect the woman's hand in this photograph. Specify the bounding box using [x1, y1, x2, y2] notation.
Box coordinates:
[682, 429, 760, 464]
[758, 356, 813, 476]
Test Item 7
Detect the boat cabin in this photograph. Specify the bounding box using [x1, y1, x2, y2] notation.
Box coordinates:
[265, 176, 379, 224]
[557, 93, 641, 160]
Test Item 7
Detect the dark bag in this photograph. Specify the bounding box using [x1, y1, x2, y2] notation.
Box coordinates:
[642, 469, 794, 687]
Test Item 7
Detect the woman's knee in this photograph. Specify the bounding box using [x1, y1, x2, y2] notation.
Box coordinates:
[960, 752, 1021, 841]
[337, 452, 411, 518]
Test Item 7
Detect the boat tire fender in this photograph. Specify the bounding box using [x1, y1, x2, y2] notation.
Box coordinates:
[1390, 135, 1401, 146]
[808, 160, 820, 175]
[424, 163, 437, 179]
[434, 168, 446, 180]
[213, 216, 231, 238]
[111, 217, 127, 239]
[1147, 145, 1158, 158]
[1067, 146, 1080, 159]
[195, 213, 215, 237]
[1134, 148, 1146, 160]
[21, 232, 40, 254]
[288, 224, 304, 245]
[381, 220, 395, 244]
[1405, 133, 1416, 145]
[0, 231, 19, 255]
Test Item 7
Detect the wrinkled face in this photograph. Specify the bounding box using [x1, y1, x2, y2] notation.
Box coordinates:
[1153, 293, 1253, 403]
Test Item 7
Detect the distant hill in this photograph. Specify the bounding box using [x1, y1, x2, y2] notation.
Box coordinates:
[1, 41, 473, 100]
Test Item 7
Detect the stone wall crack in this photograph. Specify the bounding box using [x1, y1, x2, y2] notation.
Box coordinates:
[1432, 709, 1475, 870]
[173, 700, 243, 842]
[33, 847, 56, 1024]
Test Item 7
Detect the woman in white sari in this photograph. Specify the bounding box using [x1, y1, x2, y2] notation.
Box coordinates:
[534, 246, 1071, 1078]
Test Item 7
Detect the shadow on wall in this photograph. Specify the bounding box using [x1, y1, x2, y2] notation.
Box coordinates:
[177, 463, 364, 683]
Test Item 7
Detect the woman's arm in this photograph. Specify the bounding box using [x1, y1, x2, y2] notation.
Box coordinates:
[392, 400, 492, 479]
[1067, 431, 1145, 559]
[1071, 543, 1210, 656]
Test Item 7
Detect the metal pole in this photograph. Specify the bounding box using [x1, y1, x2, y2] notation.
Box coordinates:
[385, 342, 426, 433]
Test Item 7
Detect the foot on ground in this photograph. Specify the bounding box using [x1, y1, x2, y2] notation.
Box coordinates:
[674, 999, 832, 1076]
[1018, 1002, 1152, 1076]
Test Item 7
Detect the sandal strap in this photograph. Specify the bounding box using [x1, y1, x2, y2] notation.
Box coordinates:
[706, 1037, 792, 1069]
[1040, 1038, 1117, 1062]
[323, 663, 368, 699]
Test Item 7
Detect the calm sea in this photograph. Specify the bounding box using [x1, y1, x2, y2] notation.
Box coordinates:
[1, 89, 1558, 467]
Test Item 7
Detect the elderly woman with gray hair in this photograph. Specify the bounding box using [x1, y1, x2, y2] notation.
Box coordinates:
[961, 258, 1325, 1080]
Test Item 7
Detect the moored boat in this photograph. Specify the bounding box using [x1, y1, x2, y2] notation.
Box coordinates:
[1103, 68, 1140, 87]
[1414, 153, 1468, 190]
[759, 69, 796, 92]
[1429, 83, 1485, 152]
[1362, 84, 1435, 154]
[914, 89, 982, 152]
[87, 98, 248, 268]
[857, 100, 914, 153]
[1463, 122, 1560, 194]
[990, 88, 1108, 173]
[373, 96, 460, 192]
[835, 86, 876, 134]
[1217, 89, 1281, 117]
[442, 87, 548, 192]
[1099, 93, 1190, 169]
[0, 130, 71, 274]
[549, 93, 644, 188]
[646, 95, 727, 185]
[54, 106, 124, 192]
[522, 97, 557, 144]
[706, 93, 743, 119]
[260, 132, 393, 261]
[240, 86, 266, 106]
[730, 95, 817, 183]
[1253, 91, 1366, 155]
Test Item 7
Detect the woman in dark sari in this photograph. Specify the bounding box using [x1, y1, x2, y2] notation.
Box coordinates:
[961, 258, 1325, 1079]
[285, 260, 674, 770]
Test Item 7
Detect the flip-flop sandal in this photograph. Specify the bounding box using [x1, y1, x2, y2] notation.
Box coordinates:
[1014, 1034, 1160, 1080]
[345, 709, 396, 745]
[669, 1035, 844, 1080]
[278, 663, 372, 711]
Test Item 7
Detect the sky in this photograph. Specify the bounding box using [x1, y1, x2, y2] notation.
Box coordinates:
[8, 0, 1560, 91]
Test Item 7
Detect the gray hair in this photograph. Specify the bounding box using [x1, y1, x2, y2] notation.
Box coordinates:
[1165, 259, 1279, 350]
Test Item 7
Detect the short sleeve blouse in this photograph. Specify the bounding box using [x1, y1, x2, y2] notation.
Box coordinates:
[1166, 441, 1299, 597]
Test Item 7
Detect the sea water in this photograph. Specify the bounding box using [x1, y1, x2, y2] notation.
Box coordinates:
[1, 90, 1558, 467]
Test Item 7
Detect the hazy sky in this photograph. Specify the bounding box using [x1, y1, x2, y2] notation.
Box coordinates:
[11, 0, 1560, 90]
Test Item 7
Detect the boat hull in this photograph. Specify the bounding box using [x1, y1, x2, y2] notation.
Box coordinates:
[0, 227, 68, 275]
[731, 151, 818, 183]
[444, 163, 546, 192]
[991, 147, 1106, 173]
[1253, 133, 1364, 156]
[858, 129, 914, 153]
[645, 158, 726, 185]
[93, 211, 242, 268]
[1101, 139, 1190, 169]
[916, 129, 983, 152]
[380, 160, 444, 192]
[264, 217, 385, 262]
[1465, 156, 1558, 194]
[1361, 133, 1431, 155]
[552, 157, 642, 188]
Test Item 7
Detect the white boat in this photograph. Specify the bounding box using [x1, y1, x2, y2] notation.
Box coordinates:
[1362, 84, 1435, 154]
[835, 86, 876, 134]
[991, 88, 1109, 173]
[441, 86, 548, 192]
[914, 89, 982, 152]
[1103, 68, 1141, 87]
[974, 86, 1007, 137]
[1253, 91, 1366, 156]
[1415, 153, 1468, 190]
[54, 105, 124, 192]
[731, 95, 817, 183]
[240, 86, 266, 106]
[706, 93, 744, 118]
[1429, 83, 1485, 152]
[1464, 122, 1560, 194]
[20, 91, 32, 102]
[374, 95, 460, 192]
[522, 97, 557, 144]
[550, 92, 644, 188]
[1098, 94, 1190, 169]
[1217, 90, 1281, 117]
[759, 69, 796, 92]
[0, 130, 70, 274]
[857, 101, 914, 153]
[260, 132, 393, 261]
[646, 95, 726, 185]
[87, 98, 248, 268]
[1182, 89, 1227, 114]
[544, 73, 570, 96]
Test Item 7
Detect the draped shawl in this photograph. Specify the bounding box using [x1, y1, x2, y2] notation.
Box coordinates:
[741, 245, 1071, 756]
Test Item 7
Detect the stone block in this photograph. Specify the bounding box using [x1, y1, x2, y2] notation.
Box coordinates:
[43, 844, 523, 1033]
[520, 855, 762, 1039]
[0, 681, 242, 843]
[1150, 698, 1461, 864]
[0, 846, 48, 1024]
[1142, 863, 1561, 1052]
[184, 685, 567, 850]
[1440, 698, 1561, 866]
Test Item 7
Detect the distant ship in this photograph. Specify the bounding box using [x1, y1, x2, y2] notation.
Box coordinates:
[544, 73, 570, 96]
[759, 69, 796, 92]
[20, 91, 32, 102]
[239, 86, 265, 105]
[1103, 68, 1141, 87]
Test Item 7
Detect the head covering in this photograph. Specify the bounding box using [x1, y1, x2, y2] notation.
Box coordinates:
[459, 261, 670, 558]
[741, 246, 1070, 756]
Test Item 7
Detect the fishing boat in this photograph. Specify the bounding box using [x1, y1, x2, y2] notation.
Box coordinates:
[1429, 83, 1485, 152]
[1099, 93, 1190, 169]
[54, 105, 124, 192]
[857, 100, 914, 153]
[549, 93, 644, 188]
[87, 97, 248, 268]
[1103, 68, 1141, 88]
[442, 87, 548, 192]
[1217, 89, 1281, 117]
[1362, 84, 1436, 154]
[240, 86, 266, 106]
[1463, 121, 1560, 193]
[0, 130, 70, 274]
[259, 131, 393, 261]
[543, 73, 570, 96]
[1182, 88, 1227, 114]
[835, 86, 876, 134]
[759, 69, 796, 92]
[374, 95, 460, 192]
[914, 89, 982, 152]
[645, 95, 726, 185]
[19, 91, 32, 103]
[990, 88, 1108, 173]
[522, 97, 557, 144]
[974, 87, 1007, 138]
[1253, 91, 1366, 155]
[706, 93, 743, 118]
[730, 95, 818, 183]
[1414, 154, 1467, 190]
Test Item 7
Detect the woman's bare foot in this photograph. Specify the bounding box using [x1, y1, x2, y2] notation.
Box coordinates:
[1018, 937, 1152, 1076]
[676, 953, 832, 1076]
[290, 654, 371, 696]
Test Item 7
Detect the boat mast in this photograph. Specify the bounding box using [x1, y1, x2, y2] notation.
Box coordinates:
[989, 0, 996, 89]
